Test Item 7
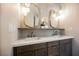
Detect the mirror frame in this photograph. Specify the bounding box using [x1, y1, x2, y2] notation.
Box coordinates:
[20, 3, 41, 29]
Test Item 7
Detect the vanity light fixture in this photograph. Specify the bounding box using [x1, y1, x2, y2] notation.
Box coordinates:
[25, 3, 30, 7]
[20, 3, 33, 28]
[55, 10, 64, 20]
[21, 3, 30, 16]
[54, 10, 64, 28]
[21, 7, 30, 16]
[48, 4, 65, 29]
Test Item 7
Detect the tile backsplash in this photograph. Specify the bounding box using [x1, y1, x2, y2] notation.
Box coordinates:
[18, 29, 65, 39]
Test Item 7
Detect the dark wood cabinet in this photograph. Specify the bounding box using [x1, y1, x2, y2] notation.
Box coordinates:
[34, 43, 47, 56]
[48, 41, 59, 56]
[13, 39, 72, 56]
[13, 43, 47, 56]
[35, 48, 47, 56]
[19, 51, 34, 56]
[13, 45, 34, 56]
[60, 39, 72, 56]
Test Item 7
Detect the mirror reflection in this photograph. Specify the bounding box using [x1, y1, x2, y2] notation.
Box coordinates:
[20, 3, 64, 29]
[20, 3, 40, 29]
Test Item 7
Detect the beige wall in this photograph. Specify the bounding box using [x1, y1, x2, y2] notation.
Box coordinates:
[0, 4, 20, 56]
[60, 4, 79, 55]
[0, 4, 1, 55]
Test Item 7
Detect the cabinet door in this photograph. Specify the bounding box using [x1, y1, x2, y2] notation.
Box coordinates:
[48, 41, 60, 56]
[48, 45, 59, 56]
[13, 45, 34, 56]
[60, 39, 72, 56]
[34, 43, 47, 56]
[35, 48, 47, 56]
[19, 50, 34, 56]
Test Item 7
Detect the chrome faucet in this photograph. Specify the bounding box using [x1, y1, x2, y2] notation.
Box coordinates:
[29, 31, 35, 37]
[31, 31, 33, 37]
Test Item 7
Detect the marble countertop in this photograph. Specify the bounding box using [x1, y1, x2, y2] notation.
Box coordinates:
[12, 35, 74, 47]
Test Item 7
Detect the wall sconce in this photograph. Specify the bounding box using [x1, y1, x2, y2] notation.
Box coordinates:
[20, 3, 34, 28]
[53, 10, 64, 28]
[21, 3, 30, 16]
[25, 3, 30, 7]
[48, 4, 65, 29]
[21, 7, 30, 16]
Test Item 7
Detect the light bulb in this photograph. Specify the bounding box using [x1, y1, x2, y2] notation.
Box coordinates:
[21, 7, 30, 16]
[59, 10, 63, 14]
[25, 3, 30, 7]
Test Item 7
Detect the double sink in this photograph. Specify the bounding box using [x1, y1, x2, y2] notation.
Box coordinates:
[13, 35, 74, 47]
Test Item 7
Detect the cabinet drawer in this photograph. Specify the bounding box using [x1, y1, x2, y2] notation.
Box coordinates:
[13, 45, 34, 54]
[60, 39, 72, 44]
[48, 41, 59, 47]
[33, 43, 47, 49]
[35, 48, 47, 56]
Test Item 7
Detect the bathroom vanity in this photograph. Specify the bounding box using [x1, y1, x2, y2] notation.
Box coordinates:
[13, 3, 74, 56]
[13, 36, 73, 56]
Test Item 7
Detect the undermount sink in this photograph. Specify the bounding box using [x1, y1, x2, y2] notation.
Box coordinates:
[37, 35, 62, 39]
[20, 37, 40, 41]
